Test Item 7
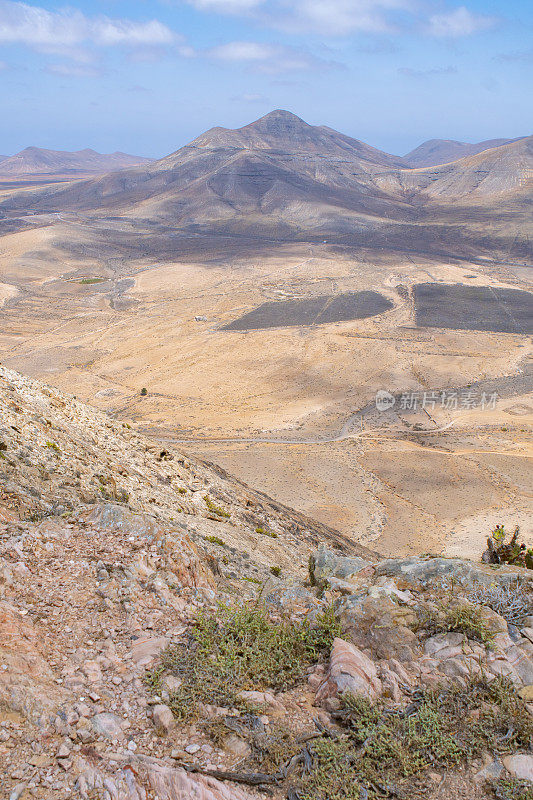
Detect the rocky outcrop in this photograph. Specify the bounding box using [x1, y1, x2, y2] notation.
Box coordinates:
[376, 556, 533, 590]
[0, 600, 68, 722]
[309, 546, 374, 593]
[74, 756, 259, 800]
[316, 638, 382, 702]
[83, 503, 215, 590]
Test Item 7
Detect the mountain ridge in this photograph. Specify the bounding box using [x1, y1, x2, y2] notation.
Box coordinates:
[404, 135, 526, 167]
[0, 146, 154, 177]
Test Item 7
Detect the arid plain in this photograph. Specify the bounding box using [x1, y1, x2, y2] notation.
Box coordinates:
[1, 112, 531, 558]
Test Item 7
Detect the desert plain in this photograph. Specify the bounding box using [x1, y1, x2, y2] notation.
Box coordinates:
[0, 218, 530, 560]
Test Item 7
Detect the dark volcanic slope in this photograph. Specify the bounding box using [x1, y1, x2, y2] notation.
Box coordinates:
[414, 284, 533, 334]
[221, 291, 393, 330]
[404, 137, 524, 167]
[0, 147, 153, 177]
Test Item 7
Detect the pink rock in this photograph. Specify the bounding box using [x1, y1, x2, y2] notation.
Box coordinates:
[503, 753, 533, 782]
[130, 636, 169, 666]
[143, 760, 258, 799]
[316, 638, 382, 702]
[0, 601, 68, 721]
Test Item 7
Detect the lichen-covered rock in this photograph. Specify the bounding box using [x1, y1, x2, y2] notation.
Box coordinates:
[340, 592, 419, 661]
[375, 556, 533, 591]
[316, 637, 382, 702]
[309, 547, 374, 591]
[264, 583, 319, 617]
[84, 503, 215, 589]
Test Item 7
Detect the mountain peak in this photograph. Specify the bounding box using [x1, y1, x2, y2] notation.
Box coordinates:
[241, 109, 311, 134]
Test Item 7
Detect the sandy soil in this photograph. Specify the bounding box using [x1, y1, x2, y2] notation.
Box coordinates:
[0, 215, 531, 559]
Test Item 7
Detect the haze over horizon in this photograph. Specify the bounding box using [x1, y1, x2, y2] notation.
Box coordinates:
[0, 0, 532, 158]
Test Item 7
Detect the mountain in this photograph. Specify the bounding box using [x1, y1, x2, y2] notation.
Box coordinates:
[0, 111, 531, 260]
[385, 135, 533, 198]
[0, 146, 153, 177]
[0, 110, 415, 224]
[404, 136, 525, 167]
[177, 109, 406, 168]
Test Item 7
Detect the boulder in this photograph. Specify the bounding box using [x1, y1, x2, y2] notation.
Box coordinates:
[130, 636, 170, 667]
[316, 638, 382, 702]
[309, 547, 374, 590]
[152, 704, 175, 736]
[91, 712, 126, 741]
[340, 593, 419, 661]
[503, 753, 533, 782]
[264, 583, 319, 616]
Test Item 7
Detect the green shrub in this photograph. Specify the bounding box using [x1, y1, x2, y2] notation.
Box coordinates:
[153, 603, 339, 720]
[298, 677, 533, 800]
[205, 535, 225, 546]
[494, 777, 533, 800]
[270, 566, 282, 577]
[256, 526, 278, 538]
[414, 602, 494, 644]
[204, 496, 230, 518]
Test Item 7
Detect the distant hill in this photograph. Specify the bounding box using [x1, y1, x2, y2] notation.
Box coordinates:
[0, 146, 153, 177]
[404, 137, 525, 167]
[386, 136, 533, 197]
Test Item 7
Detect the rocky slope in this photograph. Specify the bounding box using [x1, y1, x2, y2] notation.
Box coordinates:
[1, 364, 533, 800]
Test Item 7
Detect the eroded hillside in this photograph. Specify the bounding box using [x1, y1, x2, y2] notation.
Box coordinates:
[1, 365, 533, 800]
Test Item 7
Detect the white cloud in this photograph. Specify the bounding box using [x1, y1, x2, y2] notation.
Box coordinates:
[427, 6, 497, 37]
[208, 40, 339, 73]
[398, 65, 457, 78]
[184, 0, 499, 39]
[231, 92, 269, 102]
[209, 41, 274, 61]
[0, 0, 176, 54]
[184, 0, 413, 35]
[188, 0, 261, 10]
[272, 0, 411, 36]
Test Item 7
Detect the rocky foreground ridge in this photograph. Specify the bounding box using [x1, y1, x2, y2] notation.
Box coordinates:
[1, 364, 533, 800]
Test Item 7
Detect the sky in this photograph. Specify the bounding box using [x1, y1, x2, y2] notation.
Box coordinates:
[0, 0, 531, 158]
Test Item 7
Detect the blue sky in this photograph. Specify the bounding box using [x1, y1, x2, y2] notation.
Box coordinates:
[0, 0, 531, 157]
